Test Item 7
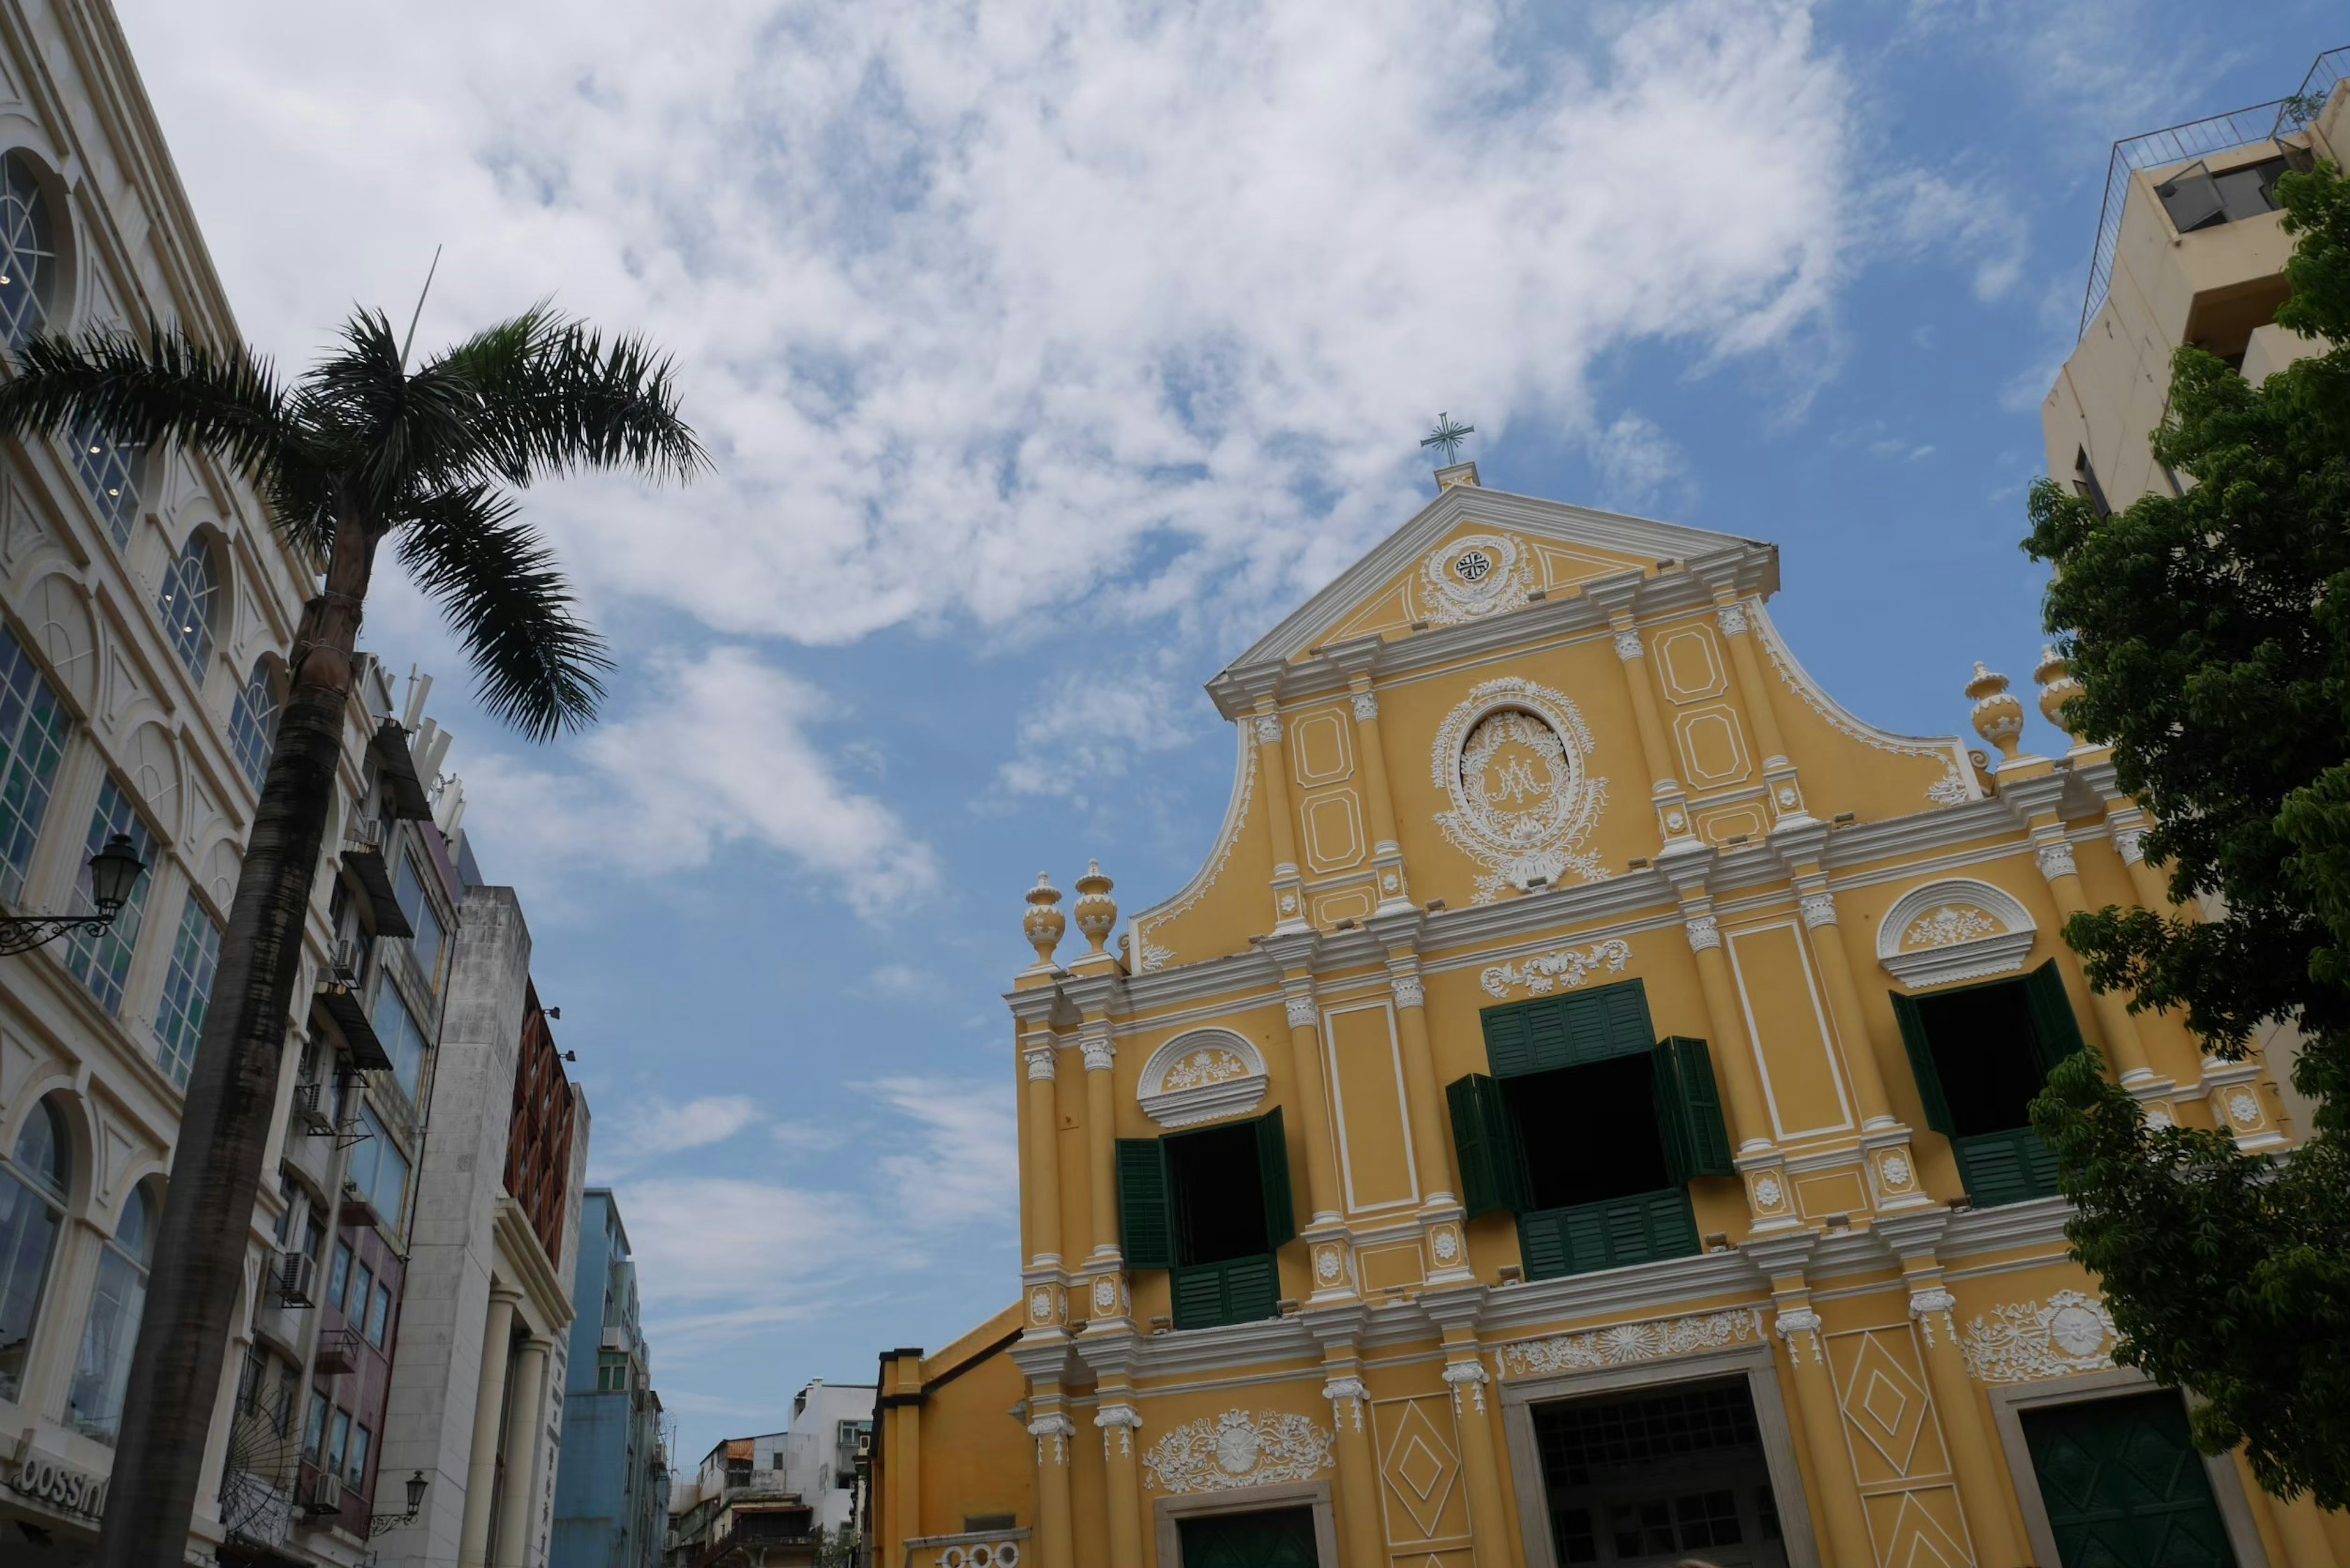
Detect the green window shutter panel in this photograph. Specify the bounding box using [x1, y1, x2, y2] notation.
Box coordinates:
[1445, 1073, 1528, 1219]
[1170, 1255, 1280, 1330]
[2025, 960, 2089, 1077]
[1890, 989, 1956, 1135]
[1651, 1038, 1735, 1181]
[1518, 1190, 1698, 1280]
[1955, 1128, 2064, 1208]
[1170, 1260, 1227, 1329]
[1255, 1107, 1297, 1249]
[1116, 1138, 1174, 1269]
[1480, 979, 1655, 1077]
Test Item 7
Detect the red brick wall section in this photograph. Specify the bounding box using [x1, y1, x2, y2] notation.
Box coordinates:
[504, 981, 575, 1261]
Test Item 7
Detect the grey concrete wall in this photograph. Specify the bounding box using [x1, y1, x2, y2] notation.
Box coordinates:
[373, 884, 534, 1568]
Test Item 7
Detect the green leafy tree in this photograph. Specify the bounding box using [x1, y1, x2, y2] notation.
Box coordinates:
[2026, 161, 2350, 1506]
[0, 305, 703, 1564]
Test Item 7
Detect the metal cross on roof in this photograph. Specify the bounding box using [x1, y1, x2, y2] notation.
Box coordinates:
[1420, 412, 1475, 466]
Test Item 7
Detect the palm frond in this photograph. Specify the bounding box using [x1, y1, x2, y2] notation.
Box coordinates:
[299, 309, 483, 523]
[0, 326, 324, 548]
[393, 484, 611, 741]
[420, 303, 708, 488]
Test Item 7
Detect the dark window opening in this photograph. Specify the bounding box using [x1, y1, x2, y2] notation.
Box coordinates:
[1534, 1381, 1787, 1568]
[2157, 155, 2288, 235]
[2072, 447, 2111, 519]
[1169, 1121, 1269, 1266]
[1911, 979, 2045, 1137]
[1510, 1056, 1673, 1210]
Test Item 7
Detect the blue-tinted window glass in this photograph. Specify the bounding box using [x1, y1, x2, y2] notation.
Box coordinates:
[65, 1182, 155, 1444]
[228, 660, 278, 788]
[72, 421, 141, 550]
[393, 853, 443, 985]
[345, 1105, 411, 1231]
[0, 625, 70, 903]
[62, 782, 154, 1014]
[370, 984, 430, 1100]
[152, 893, 220, 1089]
[0, 154, 53, 352]
[155, 534, 215, 679]
[0, 1099, 69, 1403]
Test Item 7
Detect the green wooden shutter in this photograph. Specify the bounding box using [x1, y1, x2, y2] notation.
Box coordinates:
[1890, 990, 1955, 1135]
[1445, 1073, 1528, 1219]
[1518, 1190, 1699, 1280]
[1116, 1138, 1174, 1269]
[1254, 1108, 1297, 1249]
[1953, 1127, 2064, 1208]
[1650, 1038, 1734, 1181]
[1170, 1255, 1280, 1331]
[1170, 1261, 1227, 1329]
[2024, 960, 2090, 1077]
[1480, 980, 1656, 1077]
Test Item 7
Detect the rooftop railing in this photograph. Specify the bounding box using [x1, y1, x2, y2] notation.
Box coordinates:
[2076, 46, 2350, 340]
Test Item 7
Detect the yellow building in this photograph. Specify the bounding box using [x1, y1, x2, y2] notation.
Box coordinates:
[871, 464, 2344, 1568]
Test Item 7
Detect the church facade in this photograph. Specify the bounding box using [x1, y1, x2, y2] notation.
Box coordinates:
[868, 467, 2343, 1568]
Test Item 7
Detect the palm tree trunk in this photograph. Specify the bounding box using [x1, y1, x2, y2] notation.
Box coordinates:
[98, 521, 375, 1566]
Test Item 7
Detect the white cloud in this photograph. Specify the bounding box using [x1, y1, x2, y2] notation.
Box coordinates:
[119, 0, 1858, 665]
[1869, 171, 2031, 303]
[860, 1076, 1021, 1226]
[1585, 413, 1693, 517]
[603, 1095, 763, 1168]
[463, 644, 938, 914]
[995, 657, 1201, 803]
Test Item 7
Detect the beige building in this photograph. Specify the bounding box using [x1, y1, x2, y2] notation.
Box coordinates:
[2043, 47, 2348, 510]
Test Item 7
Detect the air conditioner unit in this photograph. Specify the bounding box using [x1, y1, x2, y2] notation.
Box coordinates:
[304, 1468, 343, 1518]
[326, 939, 362, 988]
[274, 1251, 316, 1308]
[344, 817, 382, 853]
[292, 1080, 334, 1136]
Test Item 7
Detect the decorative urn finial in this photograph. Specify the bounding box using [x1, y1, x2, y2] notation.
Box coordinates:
[1072, 859, 1118, 957]
[1966, 662, 2026, 761]
[2034, 646, 2086, 742]
[1023, 873, 1065, 965]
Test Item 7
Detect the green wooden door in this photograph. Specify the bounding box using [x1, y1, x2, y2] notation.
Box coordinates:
[2022, 1392, 2238, 1567]
[1177, 1505, 1320, 1566]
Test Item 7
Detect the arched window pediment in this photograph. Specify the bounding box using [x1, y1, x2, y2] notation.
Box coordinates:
[1136, 1029, 1269, 1130]
[1876, 878, 2038, 991]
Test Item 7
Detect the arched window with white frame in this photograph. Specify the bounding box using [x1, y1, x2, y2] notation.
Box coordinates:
[0, 151, 54, 350]
[229, 657, 280, 788]
[0, 1096, 70, 1402]
[157, 531, 220, 679]
[72, 420, 144, 548]
[65, 1176, 157, 1443]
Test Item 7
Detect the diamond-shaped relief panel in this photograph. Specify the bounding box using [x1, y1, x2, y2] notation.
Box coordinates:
[1372, 1396, 1466, 1545]
[1829, 1327, 1946, 1484]
[1859, 1484, 1975, 1568]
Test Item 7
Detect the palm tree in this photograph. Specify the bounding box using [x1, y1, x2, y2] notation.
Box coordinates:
[0, 304, 704, 1564]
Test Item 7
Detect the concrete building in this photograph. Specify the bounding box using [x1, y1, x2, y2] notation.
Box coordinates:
[871, 461, 2348, 1568]
[0, 1, 469, 1561]
[2043, 47, 2350, 510]
[668, 1383, 873, 1568]
[554, 1189, 671, 1568]
[371, 876, 589, 1568]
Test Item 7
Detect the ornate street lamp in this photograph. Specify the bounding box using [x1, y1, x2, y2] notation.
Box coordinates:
[0, 834, 147, 956]
[367, 1471, 430, 1537]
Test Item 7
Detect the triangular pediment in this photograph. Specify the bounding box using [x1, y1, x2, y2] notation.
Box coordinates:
[1232, 483, 1774, 669]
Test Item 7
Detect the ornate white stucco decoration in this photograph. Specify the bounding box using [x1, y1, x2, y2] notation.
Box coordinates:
[1496, 1309, 1765, 1378]
[1284, 993, 1318, 1029]
[1480, 938, 1632, 998]
[1431, 678, 1608, 903]
[1142, 1409, 1334, 1494]
[1136, 1029, 1269, 1129]
[1878, 878, 2037, 990]
[1419, 532, 1532, 626]
[1961, 1291, 2117, 1383]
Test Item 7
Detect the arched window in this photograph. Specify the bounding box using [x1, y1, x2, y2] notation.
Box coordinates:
[67, 1178, 156, 1443]
[0, 1097, 70, 1402]
[72, 420, 143, 548]
[228, 658, 280, 787]
[0, 152, 54, 351]
[156, 531, 218, 679]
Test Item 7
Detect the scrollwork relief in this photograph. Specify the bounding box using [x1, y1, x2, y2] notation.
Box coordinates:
[1480, 938, 1632, 998]
[1430, 678, 1608, 903]
[1960, 1290, 2117, 1383]
[1497, 1309, 1765, 1377]
[1142, 1409, 1333, 1494]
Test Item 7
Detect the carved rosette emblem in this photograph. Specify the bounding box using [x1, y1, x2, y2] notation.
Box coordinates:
[1430, 678, 1608, 903]
[1419, 532, 1532, 625]
[1142, 1409, 1334, 1494]
[1960, 1290, 2118, 1382]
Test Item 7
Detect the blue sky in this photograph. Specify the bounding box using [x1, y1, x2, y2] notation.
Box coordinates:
[115, 0, 2340, 1463]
